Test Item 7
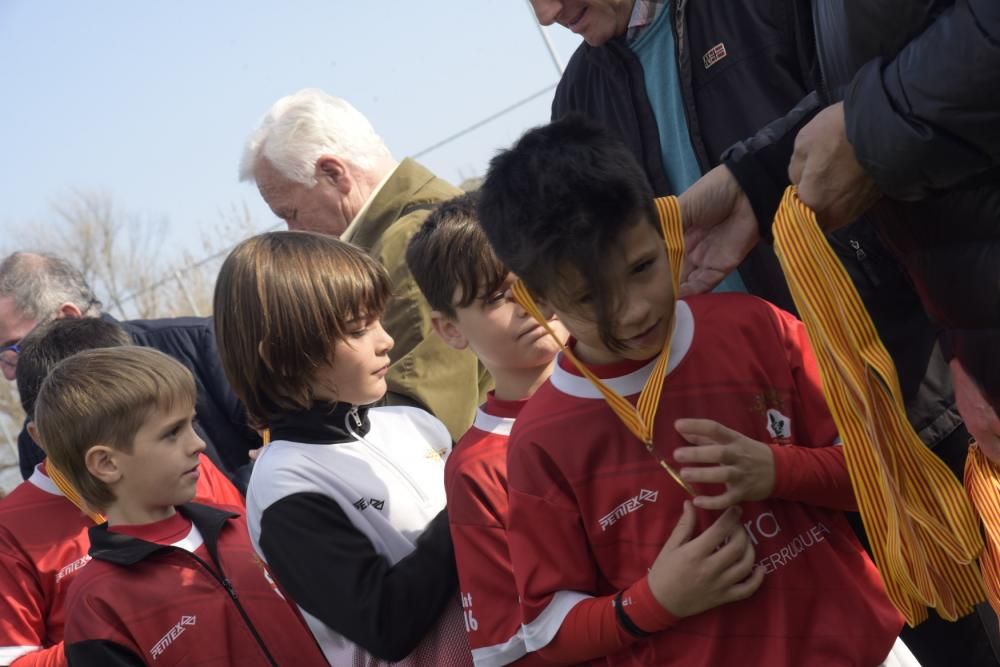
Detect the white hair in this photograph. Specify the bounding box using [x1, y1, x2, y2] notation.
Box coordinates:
[239, 88, 393, 186]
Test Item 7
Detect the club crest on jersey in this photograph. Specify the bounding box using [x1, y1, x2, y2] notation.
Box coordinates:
[766, 409, 792, 443]
[599, 489, 659, 531]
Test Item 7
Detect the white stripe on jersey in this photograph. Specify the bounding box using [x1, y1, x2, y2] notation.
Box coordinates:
[550, 300, 695, 399]
[521, 590, 591, 652]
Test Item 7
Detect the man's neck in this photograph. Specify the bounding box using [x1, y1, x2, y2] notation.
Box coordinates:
[490, 361, 555, 402]
[343, 159, 400, 239]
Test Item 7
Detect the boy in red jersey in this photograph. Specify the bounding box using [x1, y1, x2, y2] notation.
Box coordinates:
[406, 193, 569, 666]
[0, 318, 243, 667]
[475, 115, 915, 667]
[34, 346, 325, 667]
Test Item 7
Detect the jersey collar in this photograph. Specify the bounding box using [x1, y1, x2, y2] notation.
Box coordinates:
[550, 300, 694, 399]
[28, 461, 62, 496]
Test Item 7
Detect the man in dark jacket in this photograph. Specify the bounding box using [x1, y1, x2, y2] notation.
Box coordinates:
[535, 1, 997, 663]
[790, 0, 1000, 226]
[0, 252, 259, 487]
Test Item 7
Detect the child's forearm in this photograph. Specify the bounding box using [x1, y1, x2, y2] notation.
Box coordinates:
[536, 578, 676, 664]
[769, 443, 857, 510]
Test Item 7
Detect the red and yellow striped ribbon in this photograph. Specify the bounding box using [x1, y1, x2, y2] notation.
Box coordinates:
[47, 461, 105, 524]
[510, 197, 693, 495]
[965, 444, 1000, 616]
[772, 187, 984, 624]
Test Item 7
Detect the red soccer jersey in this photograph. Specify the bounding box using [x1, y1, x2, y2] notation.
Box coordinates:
[0, 456, 242, 667]
[63, 504, 327, 666]
[447, 393, 553, 667]
[506, 295, 903, 667]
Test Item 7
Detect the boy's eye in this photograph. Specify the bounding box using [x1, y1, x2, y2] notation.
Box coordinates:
[632, 258, 654, 275]
[350, 327, 368, 339]
[484, 291, 505, 305]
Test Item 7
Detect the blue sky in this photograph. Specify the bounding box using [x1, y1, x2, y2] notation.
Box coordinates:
[0, 1, 581, 261]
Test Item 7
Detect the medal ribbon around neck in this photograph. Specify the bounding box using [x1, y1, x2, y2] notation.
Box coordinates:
[510, 196, 693, 496]
[47, 461, 105, 524]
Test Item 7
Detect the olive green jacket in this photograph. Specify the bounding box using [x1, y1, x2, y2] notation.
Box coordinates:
[343, 158, 491, 440]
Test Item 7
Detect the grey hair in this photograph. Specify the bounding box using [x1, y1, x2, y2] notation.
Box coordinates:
[0, 252, 102, 321]
[238, 88, 393, 186]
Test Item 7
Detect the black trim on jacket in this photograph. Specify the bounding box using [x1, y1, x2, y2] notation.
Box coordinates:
[259, 495, 455, 663]
[268, 401, 370, 444]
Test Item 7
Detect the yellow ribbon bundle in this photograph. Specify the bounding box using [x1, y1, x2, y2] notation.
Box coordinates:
[510, 196, 693, 495]
[965, 444, 1000, 615]
[771, 187, 984, 624]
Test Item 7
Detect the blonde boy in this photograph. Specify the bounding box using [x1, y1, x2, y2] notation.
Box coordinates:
[35, 347, 326, 666]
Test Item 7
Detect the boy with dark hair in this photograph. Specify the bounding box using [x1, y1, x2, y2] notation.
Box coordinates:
[0, 318, 242, 667]
[35, 346, 326, 666]
[406, 194, 567, 666]
[474, 115, 911, 666]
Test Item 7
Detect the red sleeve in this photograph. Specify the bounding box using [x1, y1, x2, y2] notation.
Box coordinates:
[538, 578, 676, 664]
[10, 643, 66, 667]
[194, 454, 245, 509]
[769, 444, 856, 510]
[765, 308, 857, 511]
[0, 535, 49, 666]
[446, 445, 538, 664]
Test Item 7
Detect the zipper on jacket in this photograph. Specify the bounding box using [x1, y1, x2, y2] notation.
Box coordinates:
[672, 0, 712, 173]
[811, 1, 830, 102]
[184, 550, 280, 667]
[344, 408, 431, 504]
[849, 238, 881, 287]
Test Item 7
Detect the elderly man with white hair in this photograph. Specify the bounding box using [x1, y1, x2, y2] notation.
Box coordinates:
[240, 89, 490, 440]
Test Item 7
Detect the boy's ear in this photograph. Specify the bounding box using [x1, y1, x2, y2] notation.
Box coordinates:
[430, 311, 469, 351]
[26, 421, 44, 453]
[85, 445, 123, 486]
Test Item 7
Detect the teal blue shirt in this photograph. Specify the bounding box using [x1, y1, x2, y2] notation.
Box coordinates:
[630, 4, 747, 293]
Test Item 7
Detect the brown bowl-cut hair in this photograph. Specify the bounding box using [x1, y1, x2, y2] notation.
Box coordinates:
[213, 231, 390, 426]
[34, 346, 197, 511]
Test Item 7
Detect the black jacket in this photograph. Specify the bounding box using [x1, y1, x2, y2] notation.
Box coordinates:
[553, 0, 815, 312]
[726, 0, 1000, 212]
[551, 0, 961, 448]
[18, 315, 259, 488]
[839, 0, 1000, 201]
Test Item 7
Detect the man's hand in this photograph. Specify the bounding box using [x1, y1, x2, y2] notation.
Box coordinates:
[646, 502, 765, 617]
[788, 102, 879, 231]
[950, 359, 1000, 464]
[678, 165, 759, 296]
[674, 419, 775, 510]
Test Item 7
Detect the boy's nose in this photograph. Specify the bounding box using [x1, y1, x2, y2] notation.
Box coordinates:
[190, 432, 207, 455]
[376, 322, 394, 354]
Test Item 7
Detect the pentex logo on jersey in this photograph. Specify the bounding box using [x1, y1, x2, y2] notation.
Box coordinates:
[149, 615, 196, 661]
[55, 554, 92, 583]
[599, 489, 659, 531]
